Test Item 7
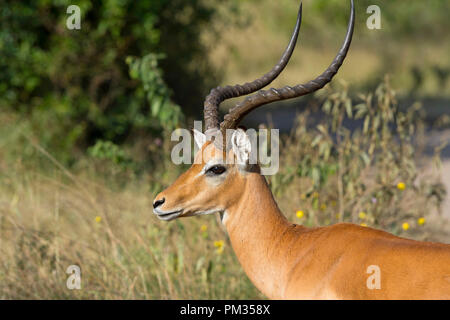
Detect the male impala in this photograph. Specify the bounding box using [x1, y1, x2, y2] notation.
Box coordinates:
[153, 1, 450, 299]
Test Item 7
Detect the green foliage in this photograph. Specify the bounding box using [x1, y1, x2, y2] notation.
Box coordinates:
[88, 140, 133, 169]
[0, 0, 223, 161]
[126, 54, 183, 131]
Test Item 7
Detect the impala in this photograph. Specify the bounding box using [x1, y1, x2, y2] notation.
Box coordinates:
[153, 1, 450, 299]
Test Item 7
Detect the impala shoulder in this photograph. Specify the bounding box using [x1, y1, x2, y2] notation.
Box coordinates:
[328, 222, 394, 236]
[318, 223, 402, 247]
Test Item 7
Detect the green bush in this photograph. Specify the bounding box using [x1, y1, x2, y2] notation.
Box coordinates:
[0, 0, 228, 161]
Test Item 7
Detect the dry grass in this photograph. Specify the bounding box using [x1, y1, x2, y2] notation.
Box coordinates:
[0, 163, 261, 299]
[0, 79, 448, 299]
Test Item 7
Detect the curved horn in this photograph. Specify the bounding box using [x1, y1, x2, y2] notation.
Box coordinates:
[220, 0, 355, 131]
[203, 3, 303, 131]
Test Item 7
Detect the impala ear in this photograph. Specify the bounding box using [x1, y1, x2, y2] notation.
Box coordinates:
[231, 128, 251, 165]
[192, 129, 206, 149]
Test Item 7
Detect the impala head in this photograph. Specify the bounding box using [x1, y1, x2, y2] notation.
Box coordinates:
[153, 128, 254, 221]
[153, 0, 354, 222]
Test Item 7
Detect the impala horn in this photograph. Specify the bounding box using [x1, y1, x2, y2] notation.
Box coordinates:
[203, 0, 355, 145]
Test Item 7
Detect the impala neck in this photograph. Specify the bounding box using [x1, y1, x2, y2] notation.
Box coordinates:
[223, 173, 305, 299]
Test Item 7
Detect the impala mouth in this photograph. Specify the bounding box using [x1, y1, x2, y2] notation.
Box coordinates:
[153, 208, 183, 221]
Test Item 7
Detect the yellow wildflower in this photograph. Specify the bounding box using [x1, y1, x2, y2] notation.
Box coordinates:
[358, 211, 366, 219]
[95, 216, 102, 223]
[296, 210, 304, 218]
[320, 203, 327, 211]
[360, 223, 368, 227]
[200, 224, 207, 232]
[402, 222, 410, 231]
[397, 182, 406, 191]
[214, 240, 225, 254]
[417, 217, 425, 226]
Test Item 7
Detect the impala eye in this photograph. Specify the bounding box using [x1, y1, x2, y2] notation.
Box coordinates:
[206, 165, 226, 176]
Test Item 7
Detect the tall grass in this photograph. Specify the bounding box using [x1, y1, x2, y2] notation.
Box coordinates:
[0, 79, 448, 299]
[0, 166, 262, 299]
[270, 77, 447, 241]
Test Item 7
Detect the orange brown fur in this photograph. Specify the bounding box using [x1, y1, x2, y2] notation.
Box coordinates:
[155, 142, 450, 299]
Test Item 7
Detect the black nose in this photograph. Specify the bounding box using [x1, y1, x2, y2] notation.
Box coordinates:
[153, 198, 165, 209]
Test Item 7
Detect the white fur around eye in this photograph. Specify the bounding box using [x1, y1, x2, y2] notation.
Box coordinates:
[231, 129, 251, 165]
[193, 129, 206, 149]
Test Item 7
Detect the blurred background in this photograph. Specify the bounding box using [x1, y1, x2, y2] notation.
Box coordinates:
[0, 0, 449, 299]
